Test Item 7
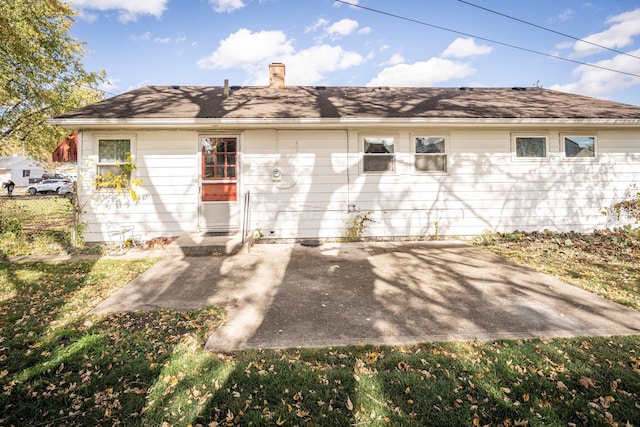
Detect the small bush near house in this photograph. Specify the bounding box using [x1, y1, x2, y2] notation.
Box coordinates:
[603, 186, 640, 224]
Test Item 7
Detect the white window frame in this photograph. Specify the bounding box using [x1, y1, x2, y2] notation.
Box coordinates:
[412, 134, 448, 174]
[360, 134, 397, 175]
[561, 134, 597, 160]
[94, 135, 137, 187]
[511, 133, 549, 161]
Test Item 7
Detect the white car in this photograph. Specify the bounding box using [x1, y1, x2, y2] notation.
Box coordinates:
[27, 179, 71, 195]
[56, 182, 75, 196]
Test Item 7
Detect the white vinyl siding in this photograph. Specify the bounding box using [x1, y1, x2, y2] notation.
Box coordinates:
[76, 127, 640, 242]
[241, 128, 640, 239]
[80, 131, 199, 242]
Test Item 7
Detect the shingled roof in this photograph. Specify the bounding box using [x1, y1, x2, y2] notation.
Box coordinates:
[52, 85, 640, 124]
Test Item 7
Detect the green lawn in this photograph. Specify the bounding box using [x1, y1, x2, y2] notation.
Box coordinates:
[0, 196, 78, 255]
[1, 201, 639, 425]
[475, 228, 640, 311]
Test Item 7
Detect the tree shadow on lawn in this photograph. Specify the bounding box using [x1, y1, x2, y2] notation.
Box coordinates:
[189, 338, 640, 426]
[2, 251, 639, 426]
[0, 258, 228, 426]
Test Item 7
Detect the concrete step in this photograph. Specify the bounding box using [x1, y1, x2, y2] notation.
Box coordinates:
[167, 231, 251, 256]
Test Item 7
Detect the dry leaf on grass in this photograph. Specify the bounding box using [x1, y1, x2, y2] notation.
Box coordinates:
[579, 376, 596, 389]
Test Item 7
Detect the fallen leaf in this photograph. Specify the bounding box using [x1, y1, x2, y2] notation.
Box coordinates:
[346, 396, 354, 411]
[579, 376, 596, 389]
[595, 396, 615, 409]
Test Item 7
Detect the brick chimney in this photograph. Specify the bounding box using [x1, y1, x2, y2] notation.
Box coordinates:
[269, 63, 285, 89]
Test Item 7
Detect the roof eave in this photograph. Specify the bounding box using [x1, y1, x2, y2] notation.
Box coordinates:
[47, 117, 640, 130]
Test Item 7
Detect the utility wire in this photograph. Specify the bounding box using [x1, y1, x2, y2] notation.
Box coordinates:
[458, 0, 640, 62]
[334, 0, 640, 79]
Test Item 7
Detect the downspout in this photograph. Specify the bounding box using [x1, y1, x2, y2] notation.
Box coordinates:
[345, 129, 354, 212]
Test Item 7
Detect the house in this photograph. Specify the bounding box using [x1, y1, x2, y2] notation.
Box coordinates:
[52, 133, 78, 162]
[48, 63, 640, 243]
[0, 155, 46, 187]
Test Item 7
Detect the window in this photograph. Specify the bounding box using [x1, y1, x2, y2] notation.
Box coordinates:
[22, 170, 30, 177]
[513, 135, 547, 158]
[97, 139, 132, 184]
[563, 136, 595, 158]
[363, 136, 395, 173]
[201, 137, 237, 180]
[414, 136, 446, 172]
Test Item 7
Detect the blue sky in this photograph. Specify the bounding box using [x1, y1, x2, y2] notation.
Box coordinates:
[67, 0, 640, 105]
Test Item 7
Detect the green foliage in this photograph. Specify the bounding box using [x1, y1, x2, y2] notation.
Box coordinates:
[0, 0, 105, 158]
[94, 154, 142, 201]
[345, 210, 374, 241]
[0, 215, 21, 236]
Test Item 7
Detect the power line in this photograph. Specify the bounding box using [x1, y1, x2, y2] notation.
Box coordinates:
[458, 0, 640, 62]
[333, 0, 640, 79]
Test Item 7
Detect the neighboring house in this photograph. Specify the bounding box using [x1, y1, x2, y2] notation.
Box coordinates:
[49, 63, 640, 243]
[0, 155, 45, 187]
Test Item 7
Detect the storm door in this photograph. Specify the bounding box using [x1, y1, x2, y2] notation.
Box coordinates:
[198, 136, 240, 232]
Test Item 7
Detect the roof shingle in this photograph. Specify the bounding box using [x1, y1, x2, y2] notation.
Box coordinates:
[53, 85, 640, 121]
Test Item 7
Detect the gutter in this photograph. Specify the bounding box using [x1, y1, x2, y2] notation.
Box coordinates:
[47, 117, 640, 130]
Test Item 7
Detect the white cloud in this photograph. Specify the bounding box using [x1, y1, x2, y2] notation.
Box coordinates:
[367, 58, 476, 86]
[358, 26, 372, 35]
[570, 8, 640, 58]
[130, 31, 152, 42]
[209, 0, 245, 13]
[556, 8, 574, 22]
[154, 37, 171, 43]
[197, 29, 295, 69]
[305, 18, 329, 34]
[239, 44, 364, 86]
[197, 29, 364, 85]
[327, 18, 359, 38]
[442, 38, 493, 58]
[282, 45, 364, 85]
[381, 53, 405, 66]
[76, 9, 98, 23]
[69, 0, 168, 22]
[549, 48, 640, 98]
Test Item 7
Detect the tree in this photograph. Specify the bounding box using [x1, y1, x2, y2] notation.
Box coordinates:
[0, 0, 105, 159]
